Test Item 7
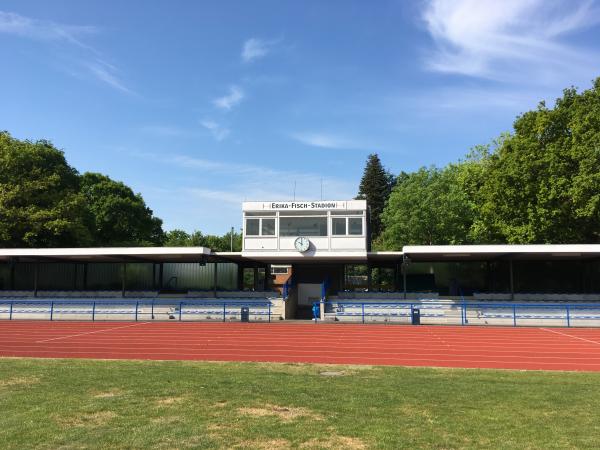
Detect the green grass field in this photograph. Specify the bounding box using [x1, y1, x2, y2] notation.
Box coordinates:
[1, 358, 599, 449]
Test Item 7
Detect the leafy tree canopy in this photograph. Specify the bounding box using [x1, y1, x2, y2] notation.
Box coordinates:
[379, 166, 474, 249]
[378, 78, 600, 248]
[80, 172, 164, 246]
[164, 229, 242, 251]
[0, 132, 165, 247]
[0, 132, 91, 247]
[472, 80, 600, 243]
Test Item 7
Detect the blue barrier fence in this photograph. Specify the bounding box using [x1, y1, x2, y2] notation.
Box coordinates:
[0, 299, 273, 322]
[313, 300, 600, 327]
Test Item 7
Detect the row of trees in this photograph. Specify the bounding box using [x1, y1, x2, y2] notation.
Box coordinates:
[0, 132, 163, 247]
[359, 78, 600, 248]
[0, 132, 238, 248]
[164, 229, 242, 251]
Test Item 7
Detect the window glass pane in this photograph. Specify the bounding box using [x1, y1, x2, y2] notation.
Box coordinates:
[348, 218, 363, 235]
[332, 218, 346, 235]
[279, 217, 328, 236]
[261, 218, 275, 236]
[246, 219, 260, 236]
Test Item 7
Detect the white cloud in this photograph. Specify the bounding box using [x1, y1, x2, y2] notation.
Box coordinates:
[151, 153, 355, 199]
[422, 0, 600, 82]
[134, 152, 357, 232]
[290, 132, 366, 150]
[200, 120, 230, 141]
[213, 85, 245, 110]
[241, 38, 270, 63]
[0, 11, 97, 48]
[85, 59, 133, 94]
[0, 10, 133, 94]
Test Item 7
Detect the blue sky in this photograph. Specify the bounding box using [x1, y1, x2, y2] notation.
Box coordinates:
[1, 0, 599, 234]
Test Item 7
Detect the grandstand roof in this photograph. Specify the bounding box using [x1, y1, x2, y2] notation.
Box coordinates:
[0, 247, 212, 263]
[1, 244, 599, 264]
[403, 244, 600, 261]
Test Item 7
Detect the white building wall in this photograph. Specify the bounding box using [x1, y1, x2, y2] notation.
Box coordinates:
[241, 200, 367, 256]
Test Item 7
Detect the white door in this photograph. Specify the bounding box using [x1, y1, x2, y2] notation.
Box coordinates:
[297, 283, 322, 306]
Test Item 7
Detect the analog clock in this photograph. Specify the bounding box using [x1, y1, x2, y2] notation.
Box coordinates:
[294, 236, 310, 252]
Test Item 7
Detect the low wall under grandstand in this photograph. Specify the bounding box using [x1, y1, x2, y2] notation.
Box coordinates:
[0, 291, 285, 322]
[320, 296, 600, 327]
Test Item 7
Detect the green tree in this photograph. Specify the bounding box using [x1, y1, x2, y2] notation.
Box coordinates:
[80, 172, 164, 246]
[0, 132, 91, 247]
[164, 229, 242, 251]
[356, 153, 395, 240]
[379, 166, 474, 249]
[163, 229, 191, 246]
[472, 80, 600, 243]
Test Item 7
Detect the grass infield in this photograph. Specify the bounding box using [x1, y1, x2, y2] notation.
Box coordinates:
[1, 358, 599, 449]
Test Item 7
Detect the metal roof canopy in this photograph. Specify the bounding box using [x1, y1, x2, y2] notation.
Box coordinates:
[0, 247, 213, 263]
[403, 245, 600, 261]
[1, 244, 599, 265]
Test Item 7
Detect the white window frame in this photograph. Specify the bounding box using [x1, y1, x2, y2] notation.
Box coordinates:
[278, 213, 328, 237]
[244, 216, 277, 237]
[330, 216, 364, 237]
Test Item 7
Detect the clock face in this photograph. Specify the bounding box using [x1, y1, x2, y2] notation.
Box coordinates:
[294, 236, 310, 252]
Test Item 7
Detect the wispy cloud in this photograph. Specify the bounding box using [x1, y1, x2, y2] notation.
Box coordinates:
[421, 0, 600, 83]
[213, 85, 244, 111]
[0, 11, 97, 48]
[290, 132, 366, 150]
[241, 37, 271, 63]
[84, 59, 133, 94]
[146, 152, 354, 199]
[0, 10, 133, 94]
[200, 120, 230, 141]
[135, 152, 356, 232]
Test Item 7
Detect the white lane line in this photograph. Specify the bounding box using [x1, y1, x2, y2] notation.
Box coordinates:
[541, 328, 600, 346]
[36, 322, 148, 343]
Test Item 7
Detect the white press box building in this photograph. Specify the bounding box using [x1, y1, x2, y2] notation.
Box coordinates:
[1, 199, 600, 320]
[242, 200, 368, 257]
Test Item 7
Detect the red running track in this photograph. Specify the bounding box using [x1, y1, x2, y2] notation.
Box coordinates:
[1, 321, 600, 371]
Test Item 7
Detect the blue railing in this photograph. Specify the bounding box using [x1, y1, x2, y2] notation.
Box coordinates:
[313, 300, 600, 327]
[0, 299, 273, 322]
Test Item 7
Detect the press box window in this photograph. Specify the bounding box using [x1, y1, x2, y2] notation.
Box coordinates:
[261, 218, 275, 236]
[348, 217, 363, 235]
[246, 218, 260, 236]
[280, 216, 327, 236]
[332, 218, 347, 235]
[246, 218, 275, 236]
[271, 267, 289, 275]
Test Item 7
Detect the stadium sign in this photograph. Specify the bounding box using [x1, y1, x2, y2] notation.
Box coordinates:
[267, 201, 346, 210]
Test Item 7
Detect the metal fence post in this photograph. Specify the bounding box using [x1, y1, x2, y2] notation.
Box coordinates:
[135, 301, 139, 322]
[461, 303, 465, 326]
[223, 303, 226, 322]
[566, 305, 570, 328]
[151, 299, 155, 320]
[268, 303, 271, 323]
[92, 301, 96, 321]
[50, 301, 54, 321]
[9, 301, 13, 320]
[179, 302, 183, 321]
[362, 303, 365, 324]
[513, 304, 517, 327]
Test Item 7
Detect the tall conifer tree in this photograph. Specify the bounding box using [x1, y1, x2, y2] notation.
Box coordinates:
[356, 153, 395, 241]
